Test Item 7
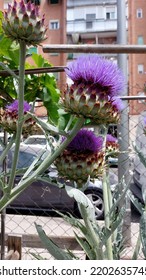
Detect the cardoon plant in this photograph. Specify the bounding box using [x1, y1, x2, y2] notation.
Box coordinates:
[2, 0, 47, 45]
[55, 129, 104, 184]
[63, 54, 125, 125]
[60, 55, 125, 260]
[0, 2, 128, 259]
[106, 134, 119, 158]
[0, 99, 37, 134]
[0, 0, 85, 211]
[0, 0, 48, 202]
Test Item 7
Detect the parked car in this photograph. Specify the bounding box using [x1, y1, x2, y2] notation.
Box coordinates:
[0, 146, 118, 220]
[19, 134, 53, 157]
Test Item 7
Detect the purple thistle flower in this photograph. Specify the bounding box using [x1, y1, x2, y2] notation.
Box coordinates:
[65, 55, 125, 97]
[111, 97, 125, 111]
[2, 0, 47, 45]
[106, 134, 118, 143]
[66, 129, 103, 153]
[6, 100, 31, 113]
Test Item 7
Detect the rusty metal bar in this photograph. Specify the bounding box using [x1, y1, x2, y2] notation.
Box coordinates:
[0, 66, 65, 77]
[43, 44, 146, 54]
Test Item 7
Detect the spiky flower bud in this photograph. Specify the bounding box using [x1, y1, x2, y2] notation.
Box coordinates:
[2, 0, 47, 45]
[106, 134, 119, 157]
[0, 99, 37, 135]
[55, 129, 105, 184]
[63, 55, 125, 125]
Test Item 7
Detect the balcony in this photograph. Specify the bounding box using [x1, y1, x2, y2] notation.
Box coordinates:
[67, 18, 117, 34]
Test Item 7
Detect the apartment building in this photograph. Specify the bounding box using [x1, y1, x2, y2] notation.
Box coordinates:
[128, 0, 146, 115]
[67, 0, 118, 61]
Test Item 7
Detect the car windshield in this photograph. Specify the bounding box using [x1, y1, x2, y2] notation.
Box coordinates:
[17, 151, 36, 168]
[24, 137, 47, 145]
[0, 149, 37, 171]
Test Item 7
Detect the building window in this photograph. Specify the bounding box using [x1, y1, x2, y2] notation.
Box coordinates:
[86, 14, 96, 21]
[50, 0, 59, 4]
[138, 64, 144, 74]
[137, 36, 144, 45]
[86, 21, 93, 29]
[86, 14, 95, 29]
[49, 20, 59, 30]
[137, 8, 143, 18]
[106, 7, 116, 19]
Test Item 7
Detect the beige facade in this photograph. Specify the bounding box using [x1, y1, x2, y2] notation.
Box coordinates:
[39, 0, 67, 90]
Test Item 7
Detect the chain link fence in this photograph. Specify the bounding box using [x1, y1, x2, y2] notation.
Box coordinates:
[0, 97, 146, 259]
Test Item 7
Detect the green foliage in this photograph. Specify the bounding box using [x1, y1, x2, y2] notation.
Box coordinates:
[35, 223, 77, 260]
[0, 15, 67, 127]
[65, 185, 95, 221]
[35, 178, 129, 260]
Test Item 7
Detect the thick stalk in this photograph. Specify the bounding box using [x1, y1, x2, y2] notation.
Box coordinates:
[0, 117, 85, 210]
[101, 125, 113, 260]
[7, 41, 26, 194]
[80, 204, 103, 259]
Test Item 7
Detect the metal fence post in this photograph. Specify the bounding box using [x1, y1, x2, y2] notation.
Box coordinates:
[117, 0, 131, 246]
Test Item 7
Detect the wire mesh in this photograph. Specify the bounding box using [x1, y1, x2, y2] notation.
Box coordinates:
[0, 97, 145, 259]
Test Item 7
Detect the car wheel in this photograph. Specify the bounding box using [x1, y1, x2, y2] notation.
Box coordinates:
[84, 189, 104, 220]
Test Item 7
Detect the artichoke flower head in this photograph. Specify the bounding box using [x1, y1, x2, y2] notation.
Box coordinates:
[0, 99, 38, 135]
[106, 134, 119, 158]
[63, 55, 125, 125]
[2, 0, 47, 45]
[55, 129, 105, 184]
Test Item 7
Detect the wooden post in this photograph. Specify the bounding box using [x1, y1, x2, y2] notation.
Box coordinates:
[6, 234, 22, 260]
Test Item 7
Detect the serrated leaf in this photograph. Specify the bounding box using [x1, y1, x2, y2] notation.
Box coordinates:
[74, 232, 96, 260]
[35, 223, 73, 260]
[65, 185, 95, 221]
[55, 210, 87, 235]
[31, 53, 52, 68]
[128, 189, 144, 215]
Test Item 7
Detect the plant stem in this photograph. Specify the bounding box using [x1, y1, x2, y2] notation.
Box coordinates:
[80, 204, 103, 259]
[101, 125, 113, 260]
[0, 117, 85, 210]
[7, 41, 26, 195]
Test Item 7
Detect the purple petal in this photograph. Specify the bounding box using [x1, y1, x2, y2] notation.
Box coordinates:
[6, 100, 31, 113]
[66, 129, 103, 153]
[112, 98, 125, 111]
[106, 134, 118, 143]
[65, 55, 125, 97]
